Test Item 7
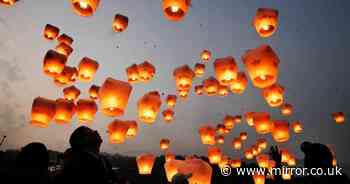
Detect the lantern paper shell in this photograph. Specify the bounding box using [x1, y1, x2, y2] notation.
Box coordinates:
[43, 24, 60, 40]
[137, 91, 162, 124]
[281, 103, 293, 116]
[177, 89, 189, 99]
[332, 112, 345, 124]
[198, 125, 216, 145]
[108, 119, 130, 144]
[281, 149, 290, 163]
[291, 121, 303, 133]
[216, 124, 226, 135]
[0, 0, 17, 7]
[89, 85, 100, 100]
[234, 115, 242, 124]
[43, 50, 67, 77]
[218, 85, 229, 96]
[54, 98, 76, 124]
[216, 135, 225, 144]
[99, 78, 132, 116]
[218, 155, 229, 169]
[240, 132, 248, 141]
[126, 120, 138, 138]
[31, 97, 56, 128]
[78, 57, 99, 82]
[208, 147, 222, 164]
[242, 45, 279, 88]
[165, 152, 176, 163]
[262, 84, 285, 107]
[138, 61, 156, 82]
[230, 158, 241, 168]
[55, 43, 73, 57]
[173, 65, 195, 91]
[232, 137, 242, 150]
[223, 115, 235, 130]
[257, 138, 268, 150]
[113, 14, 129, 32]
[230, 72, 248, 94]
[164, 160, 183, 182]
[253, 173, 266, 184]
[136, 153, 156, 175]
[203, 76, 219, 96]
[256, 154, 269, 168]
[194, 85, 204, 95]
[160, 138, 170, 150]
[57, 34, 74, 46]
[194, 63, 205, 77]
[70, 0, 100, 17]
[54, 66, 78, 86]
[253, 8, 279, 38]
[63, 85, 81, 101]
[272, 120, 290, 143]
[162, 0, 190, 21]
[126, 64, 139, 83]
[180, 159, 212, 184]
[76, 99, 97, 123]
[166, 94, 177, 108]
[162, 108, 175, 122]
[244, 148, 254, 160]
[253, 112, 272, 134]
[245, 112, 255, 127]
[213, 56, 238, 86]
[200, 49, 212, 62]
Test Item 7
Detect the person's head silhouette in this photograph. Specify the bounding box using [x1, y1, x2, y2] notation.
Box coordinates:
[69, 126, 102, 153]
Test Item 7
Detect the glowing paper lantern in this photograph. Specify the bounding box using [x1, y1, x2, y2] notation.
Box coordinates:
[180, 159, 212, 184]
[253, 112, 272, 134]
[70, 0, 100, 17]
[0, 0, 17, 7]
[31, 97, 56, 128]
[232, 137, 242, 150]
[257, 138, 268, 150]
[272, 120, 290, 143]
[43, 50, 67, 77]
[213, 56, 238, 86]
[166, 94, 177, 108]
[137, 91, 162, 124]
[76, 99, 97, 123]
[78, 57, 99, 82]
[262, 84, 284, 107]
[177, 89, 189, 99]
[208, 146, 222, 164]
[244, 148, 254, 160]
[288, 155, 296, 166]
[281, 149, 290, 163]
[203, 76, 219, 96]
[256, 154, 269, 168]
[108, 119, 130, 144]
[253, 8, 279, 38]
[136, 153, 156, 175]
[43, 24, 60, 40]
[198, 125, 216, 145]
[200, 49, 212, 62]
[223, 115, 235, 129]
[242, 45, 279, 88]
[53, 66, 78, 86]
[55, 43, 73, 57]
[54, 98, 76, 124]
[63, 85, 81, 101]
[195, 85, 204, 95]
[113, 14, 129, 32]
[57, 34, 74, 46]
[216, 124, 226, 135]
[234, 115, 242, 124]
[194, 63, 205, 77]
[162, 0, 190, 21]
[160, 138, 170, 150]
[89, 85, 100, 100]
[164, 160, 183, 182]
[230, 72, 248, 94]
[218, 85, 229, 96]
[332, 112, 345, 124]
[99, 77, 132, 116]
[280, 103, 293, 116]
[245, 112, 255, 127]
[240, 132, 248, 141]
[138, 61, 156, 82]
[162, 108, 175, 122]
[165, 152, 176, 162]
[291, 121, 303, 133]
[173, 65, 195, 91]
[126, 64, 139, 83]
[126, 120, 138, 138]
[253, 173, 265, 184]
[230, 158, 241, 168]
[216, 135, 225, 144]
[218, 155, 229, 169]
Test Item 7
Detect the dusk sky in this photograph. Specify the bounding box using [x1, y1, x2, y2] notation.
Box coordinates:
[0, 0, 349, 165]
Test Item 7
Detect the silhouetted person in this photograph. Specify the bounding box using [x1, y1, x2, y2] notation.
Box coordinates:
[171, 173, 191, 184]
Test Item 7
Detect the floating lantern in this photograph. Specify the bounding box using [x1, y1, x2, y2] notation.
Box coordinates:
[272, 120, 290, 143]
[164, 160, 183, 182]
[245, 112, 255, 127]
[216, 135, 225, 144]
[0, 0, 17, 7]
[137, 153, 156, 175]
[198, 125, 216, 145]
[126, 120, 138, 138]
[256, 154, 269, 168]
[213, 56, 238, 86]
[63, 85, 81, 101]
[31, 97, 56, 128]
[208, 146, 222, 164]
[55, 43, 73, 57]
[232, 137, 242, 150]
[253, 173, 265, 184]
[240, 132, 248, 141]
[218, 85, 229, 96]
[138, 61, 156, 82]
[242, 45, 279, 88]
[223, 115, 235, 129]
[57, 34, 74, 46]
[252, 145, 260, 156]
[165, 152, 176, 163]
[218, 155, 229, 169]
[137, 91, 162, 124]
[76, 99, 97, 123]
[257, 138, 268, 150]
[262, 84, 284, 107]
[54, 98, 76, 124]
[70, 0, 100, 17]
[78, 57, 99, 82]
[166, 94, 177, 108]
[216, 124, 226, 135]
[162, 108, 175, 122]
[54, 66, 78, 86]
[253, 112, 272, 134]
[200, 49, 212, 62]
[162, 0, 190, 21]
[113, 14, 129, 32]
[234, 115, 242, 124]
[126, 64, 139, 83]
[173, 65, 195, 91]
[230, 159, 241, 168]
[288, 155, 296, 166]
[282, 169, 292, 180]
[291, 121, 303, 133]
[88, 85, 100, 100]
[177, 89, 189, 99]
[179, 159, 212, 184]
[280, 103, 293, 116]
[203, 76, 219, 96]
[43, 24, 60, 40]
[244, 148, 254, 160]
[195, 85, 204, 95]
[99, 77, 132, 116]
[281, 149, 290, 163]
[160, 138, 170, 150]
[43, 50, 67, 77]
[332, 112, 345, 124]
[230, 72, 248, 94]
[253, 8, 279, 38]
[194, 63, 205, 77]
[108, 119, 130, 144]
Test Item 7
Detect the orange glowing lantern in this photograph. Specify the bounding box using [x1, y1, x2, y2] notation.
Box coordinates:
[216, 124, 226, 135]
[165, 152, 176, 163]
[70, 0, 100, 17]
[198, 125, 216, 145]
[162, 108, 175, 122]
[88, 85, 100, 100]
[138, 61, 156, 82]
[108, 119, 130, 144]
[272, 120, 290, 143]
[240, 132, 248, 141]
[31, 97, 56, 128]
[234, 115, 242, 123]
[291, 121, 303, 133]
[195, 85, 204, 95]
[216, 135, 225, 144]
[244, 148, 254, 160]
[280, 103, 293, 116]
[253, 173, 265, 184]
[43, 24, 60, 40]
[218, 155, 229, 169]
[160, 138, 170, 150]
[230, 72, 248, 94]
[137, 91, 162, 124]
[126, 64, 139, 83]
[164, 160, 183, 182]
[257, 138, 268, 150]
[213, 56, 238, 86]
[0, 0, 17, 7]
[230, 158, 241, 168]
[208, 146, 222, 164]
[256, 154, 269, 168]
[166, 94, 177, 108]
[173, 65, 195, 91]
[332, 112, 345, 124]
[262, 84, 284, 107]
[43, 50, 67, 77]
[126, 120, 138, 138]
[223, 115, 235, 129]
[113, 14, 129, 32]
[281, 149, 290, 163]
[137, 153, 156, 175]
[232, 137, 242, 150]
[54, 66, 78, 86]
[253, 8, 279, 38]
[57, 34, 74, 46]
[288, 155, 296, 166]
[55, 43, 73, 57]
[242, 45, 279, 88]
[218, 85, 229, 96]
[99, 77, 132, 116]
[179, 159, 212, 184]
[54, 98, 76, 124]
[78, 57, 99, 82]
[203, 76, 219, 96]
[200, 49, 212, 62]
[282, 169, 292, 180]
[177, 89, 189, 99]
[252, 145, 260, 156]
[63, 85, 81, 101]
[76, 99, 97, 123]
[162, 0, 190, 21]
[245, 112, 255, 127]
[253, 112, 272, 134]
[194, 63, 206, 77]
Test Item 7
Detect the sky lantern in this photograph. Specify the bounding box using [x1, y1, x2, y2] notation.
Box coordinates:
[137, 91, 162, 124]
[31, 97, 56, 128]
[126, 64, 139, 83]
[240, 132, 248, 141]
[162, 108, 175, 123]
[256, 154, 269, 168]
[178, 159, 212, 184]
[213, 56, 238, 86]
[257, 138, 268, 150]
[113, 14, 129, 32]
[88, 85, 100, 100]
[272, 120, 290, 143]
[291, 121, 303, 133]
[280, 148, 290, 163]
[217, 85, 229, 96]
[43, 50, 67, 78]
[137, 153, 156, 175]
[244, 148, 254, 160]
[282, 169, 292, 180]
[194, 63, 205, 77]
[234, 115, 242, 124]
[54, 66, 78, 86]
[216, 135, 225, 144]
[57, 34, 74, 46]
[207, 146, 222, 164]
[43, 24, 60, 40]
[160, 138, 170, 150]
[177, 89, 189, 99]
[223, 115, 235, 129]
[165, 152, 176, 163]
[288, 155, 296, 166]
[54, 98, 76, 124]
[164, 160, 183, 182]
[230, 72, 248, 94]
[76, 99, 97, 123]
[78, 57, 99, 82]
[0, 0, 17, 7]
[280, 103, 293, 116]
[216, 124, 227, 135]
[203, 76, 219, 96]
[253, 8, 279, 38]
[242, 45, 279, 88]
[138, 61, 156, 82]
[252, 145, 260, 156]
[70, 0, 100, 17]
[262, 84, 285, 107]
[244, 112, 255, 127]
[55, 43, 73, 57]
[230, 158, 241, 168]
[108, 119, 130, 144]
[194, 85, 204, 95]
[218, 155, 229, 169]
[200, 49, 212, 62]
[166, 94, 177, 108]
[162, 0, 190, 21]
[63, 85, 81, 101]
[332, 112, 345, 124]
[173, 65, 195, 91]
[99, 77, 132, 116]
[126, 120, 138, 138]
[198, 125, 216, 145]
[253, 112, 272, 134]
[253, 173, 265, 184]
[232, 137, 242, 150]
